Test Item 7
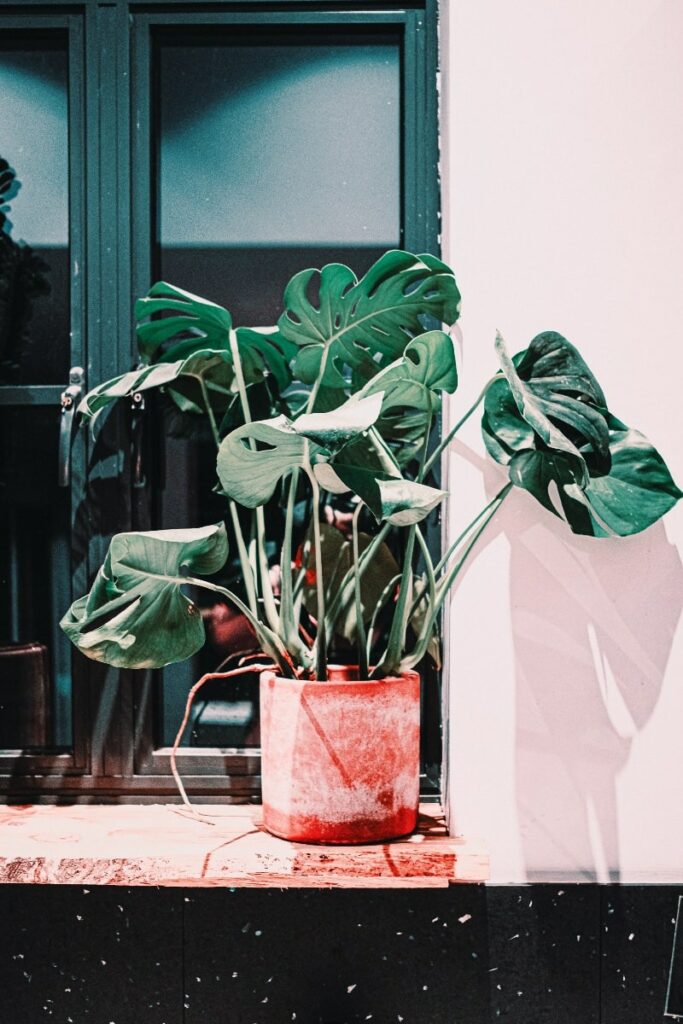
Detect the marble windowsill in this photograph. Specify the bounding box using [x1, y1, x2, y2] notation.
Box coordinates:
[0, 804, 488, 888]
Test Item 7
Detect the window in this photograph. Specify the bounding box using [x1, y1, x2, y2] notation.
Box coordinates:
[0, 0, 441, 802]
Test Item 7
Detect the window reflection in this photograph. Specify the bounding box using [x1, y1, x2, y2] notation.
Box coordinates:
[0, 35, 72, 750]
[0, 409, 72, 749]
[0, 38, 69, 385]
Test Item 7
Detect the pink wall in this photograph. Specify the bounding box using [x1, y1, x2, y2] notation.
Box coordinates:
[441, 0, 683, 881]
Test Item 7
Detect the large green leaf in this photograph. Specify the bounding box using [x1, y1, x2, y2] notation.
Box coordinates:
[360, 329, 457, 464]
[217, 417, 314, 507]
[60, 524, 229, 669]
[482, 330, 681, 535]
[495, 409, 681, 537]
[279, 250, 461, 400]
[77, 350, 233, 423]
[216, 395, 383, 508]
[313, 421, 446, 525]
[573, 418, 681, 536]
[377, 479, 447, 526]
[293, 393, 384, 447]
[489, 331, 611, 482]
[235, 326, 296, 391]
[360, 329, 458, 412]
[135, 282, 232, 362]
[136, 282, 294, 391]
[313, 432, 401, 518]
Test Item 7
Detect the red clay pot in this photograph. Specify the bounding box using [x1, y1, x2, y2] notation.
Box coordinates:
[259, 666, 420, 844]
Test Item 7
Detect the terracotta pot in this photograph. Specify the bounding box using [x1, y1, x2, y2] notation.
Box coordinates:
[259, 665, 420, 844]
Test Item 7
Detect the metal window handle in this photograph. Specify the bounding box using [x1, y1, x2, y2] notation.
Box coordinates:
[58, 366, 85, 488]
[130, 390, 146, 488]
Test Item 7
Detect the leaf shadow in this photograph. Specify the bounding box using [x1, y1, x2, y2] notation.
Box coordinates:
[448, 438, 683, 880]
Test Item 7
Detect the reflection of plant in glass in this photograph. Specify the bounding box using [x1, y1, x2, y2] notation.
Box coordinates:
[0, 157, 51, 382]
[62, 251, 681, 687]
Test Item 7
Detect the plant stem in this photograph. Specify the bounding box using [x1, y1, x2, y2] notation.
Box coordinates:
[366, 572, 401, 665]
[375, 418, 432, 676]
[198, 375, 221, 449]
[199, 374, 258, 618]
[407, 484, 511, 626]
[170, 663, 274, 814]
[436, 483, 512, 575]
[351, 503, 369, 679]
[306, 465, 327, 680]
[228, 328, 280, 634]
[376, 528, 416, 677]
[325, 522, 391, 635]
[414, 525, 436, 621]
[228, 504, 259, 618]
[279, 469, 309, 666]
[423, 376, 498, 478]
[400, 481, 513, 670]
[183, 576, 294, 677]
[305, 352, 329, 414]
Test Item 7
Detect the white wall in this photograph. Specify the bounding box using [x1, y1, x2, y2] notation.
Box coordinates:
[441, 0, 683, 882]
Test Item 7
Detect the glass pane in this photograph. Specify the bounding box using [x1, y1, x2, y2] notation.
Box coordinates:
[154, 31, 401, 748]
[157, 32, 400, 322]
[0, 408, 72, 749]
[0, 35, 70, 385]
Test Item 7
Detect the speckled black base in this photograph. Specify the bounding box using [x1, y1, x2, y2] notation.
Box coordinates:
[0, 885, 681, 1023]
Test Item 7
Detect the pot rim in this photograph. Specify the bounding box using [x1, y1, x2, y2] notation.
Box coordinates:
[260, 666, 420, 687]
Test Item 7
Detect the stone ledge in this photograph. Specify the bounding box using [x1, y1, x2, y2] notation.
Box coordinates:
[0, 803, 488, 888]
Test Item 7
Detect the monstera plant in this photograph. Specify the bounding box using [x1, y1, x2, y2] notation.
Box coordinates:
[61, 250, 680, 843]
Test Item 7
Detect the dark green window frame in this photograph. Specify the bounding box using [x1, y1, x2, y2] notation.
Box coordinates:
[0, 0, 441, 803]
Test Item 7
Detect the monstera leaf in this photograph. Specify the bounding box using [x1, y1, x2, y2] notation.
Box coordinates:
[578, 417, 682, 536]
[217, 394, 384, 508]
[482, 332, 681, 536]
[60, 524, 229, 668]
[314, 432, 402, 517]
[314, 434, 445, 525]
[136, 282, 294, 384]
[235, 326, 297, 391]
[376, 479, 447, 526]
[135, 282, 233, 362]
[279, 250, 461, 401]
[487, 331, 610, 480]
[359, 329, 458, 463]
[360, 330, 458, 412]
[78, 350, 234, 423]
[79, 283, 297, 424]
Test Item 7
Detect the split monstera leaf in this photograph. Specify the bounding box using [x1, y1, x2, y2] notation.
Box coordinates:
[482, 331, 681, 537]
[78, 282, 295, 426]
[61, 249, 680, 685]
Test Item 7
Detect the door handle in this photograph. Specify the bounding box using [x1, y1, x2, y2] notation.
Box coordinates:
[130, 390, 146, 488]
[58, 366, 85, 488]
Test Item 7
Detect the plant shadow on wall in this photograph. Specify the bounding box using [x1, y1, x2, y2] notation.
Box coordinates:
[450, 435, 683, 882]
[59, 252, 681, 845]
[476, 329, 683, 878]
[508, 500, 683, 882]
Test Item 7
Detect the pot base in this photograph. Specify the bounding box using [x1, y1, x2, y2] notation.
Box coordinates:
[262, 806, 418, 846]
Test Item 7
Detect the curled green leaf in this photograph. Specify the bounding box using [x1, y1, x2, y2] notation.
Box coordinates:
[60, 524, 229, 669]
[482, 331, 681, 536]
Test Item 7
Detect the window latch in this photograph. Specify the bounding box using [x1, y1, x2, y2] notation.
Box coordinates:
[131, 390, 146, 488]
[58, 366, 85, 488]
